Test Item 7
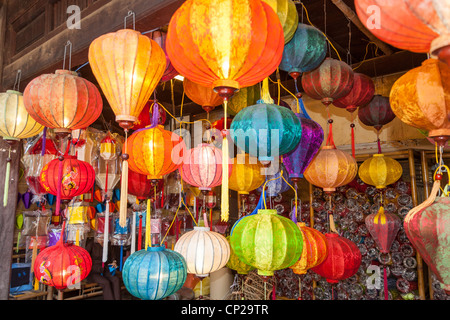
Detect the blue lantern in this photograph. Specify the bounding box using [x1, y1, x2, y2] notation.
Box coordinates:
[122, 246, 187, 300]
[257, 163, 291, 197]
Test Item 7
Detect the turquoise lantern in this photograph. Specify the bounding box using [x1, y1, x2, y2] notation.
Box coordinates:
[122, 246, 187, 300]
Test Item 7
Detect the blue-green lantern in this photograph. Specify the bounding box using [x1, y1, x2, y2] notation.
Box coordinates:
[230, 103, 302, 163]
[122, 246, 187, 300]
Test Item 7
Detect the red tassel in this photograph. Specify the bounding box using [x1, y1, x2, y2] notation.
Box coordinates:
[138, 215, 142, 251]
[54, 158, 64, 226]
[351, 124, 355, 158]
[272, 282, 276, 300]
[384, 266, 389, 300]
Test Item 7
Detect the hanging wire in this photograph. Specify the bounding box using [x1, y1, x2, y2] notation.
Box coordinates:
[347, 17, 352, 66]
[124, 10, 136, 30]
[63, 40, 73, 71]
[13, 69, 21, 91]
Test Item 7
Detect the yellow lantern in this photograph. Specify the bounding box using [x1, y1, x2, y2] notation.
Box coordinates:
[229, 154, 265, 195]
[358, 154, 403, 189]
[262, 0, 299, 43]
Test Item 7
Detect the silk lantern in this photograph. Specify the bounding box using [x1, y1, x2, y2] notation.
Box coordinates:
[122, 246, 187, 300]
[355, 0, 438, 53]
[174, 226, 230, 277]
[301, 58, 354, 106]
[390, 59, 450, 147]
[229, 153, 265, 196]
[23, 70, 102, 134]
[184, 78, 223, 114]
[166, 0, 285, 222]
[132, 100, 167, 131]
[262, 0, 298, 44]
[144, 30, 179, 82]
[358, 154, 403, 189]
[289, 222, 328, 275]
[127, 170, 153, 201]
[226, 236, 255, 275]
[230, 209, 303, 277]
[227, 84, 261, 116]
[34, 223, 92, 290]
[257, 164, 291, 197]
[311, 233, 361, 284]
[365, 207, 402, 254]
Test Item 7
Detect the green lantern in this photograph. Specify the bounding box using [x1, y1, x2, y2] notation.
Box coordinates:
[226, 236, 255, 275]
[230, 209, 303, 276]
[227, 84, 261, 116]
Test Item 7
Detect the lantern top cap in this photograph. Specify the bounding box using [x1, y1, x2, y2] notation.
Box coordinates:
[322, 146, 335, 150]
[296, 222, 306, 227]
[257, 209, 277, 215]
[146, 245, 165, 252]
[5, 90, 22, 95]
[55, 69, 78, 76]
[373, 154, 385, 158]
[194, 226, 211, 232]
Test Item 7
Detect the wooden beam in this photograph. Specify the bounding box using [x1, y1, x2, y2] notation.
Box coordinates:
[2, 0, 184, 90]
[0, 3, 7, 92]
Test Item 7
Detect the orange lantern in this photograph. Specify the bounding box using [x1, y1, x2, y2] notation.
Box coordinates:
[23, 70, 103, 134]
[390, 58, 450, 147]
[184, 78, 223, 114]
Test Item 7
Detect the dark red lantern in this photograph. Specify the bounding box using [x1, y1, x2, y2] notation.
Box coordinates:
[132, 100, 167, 130]
[33, 223, 92, 290]
[311, 233, 361, 284]
[127, 169, 163, 201]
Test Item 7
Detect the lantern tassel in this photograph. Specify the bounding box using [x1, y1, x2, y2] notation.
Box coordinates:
[102, 199, 110, 265]
[221, 100, 230, 222]
[119, 131, 129, 228]
[131, 211, 136, 254]
[3, 156, 10, 207]
[145, 198, 151, 249]
[351, 124, 355, 158]
[383, 266, 389, 300]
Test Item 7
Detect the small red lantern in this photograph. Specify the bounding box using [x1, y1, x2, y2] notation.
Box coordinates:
[333, 73, 375, 113]
[311, 233, 361, 284]
[128, 169, 163, 201]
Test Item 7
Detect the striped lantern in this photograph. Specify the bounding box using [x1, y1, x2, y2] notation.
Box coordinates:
[229, 153, 265, 196]
[333, 73, 375, 113]
[183, 78, 223, 113]
[358, 154, 403, 189]
[122, 246, 187, 300]
[359, 95, 396, 132]
[227, 84, 261, 116]
[226, 236, 255, 275]
[262, 0, 299, 44]
[365, 207, 402, 254]
[174, 226, 230, 277]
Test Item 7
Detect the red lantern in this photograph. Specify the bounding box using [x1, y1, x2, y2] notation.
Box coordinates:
[301, 58, 354, 106]
[365, 207, 402, 254]
[128, 169, 163, 201]
[311, 233, 361, 284]
[211, 118, 233, 133]
[33, 224, 92, 290]
[132, 100, 167, 130]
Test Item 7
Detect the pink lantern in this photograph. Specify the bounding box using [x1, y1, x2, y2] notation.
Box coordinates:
[365, 207, 402, 254]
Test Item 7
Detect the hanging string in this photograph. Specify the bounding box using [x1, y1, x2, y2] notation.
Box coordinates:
[267, 76, 300, 113]
[63, 41, 72, 71]
[124, 10, 136, 30]
[377, 129, 382, 154]
[119, 130, 129, 227]
[13, 69, 22, 91]
[351, 113, 356, 158]
[145, 197, 151, 249]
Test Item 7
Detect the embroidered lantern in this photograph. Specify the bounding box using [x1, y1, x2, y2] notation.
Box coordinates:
[122, 246, 187, 300]
[311, 233, 361, 284]
[229, 153, 265, 196]
[227, 84, 261, 116]
[133, 100, 167, 131]
[226, 236, 255, 275]
[231, 209, 303, 277]
[144, 30, 178, 82]
[358, 154, 403, 189]
[262, 0, 298, 44]
[184, 78, 223, 114]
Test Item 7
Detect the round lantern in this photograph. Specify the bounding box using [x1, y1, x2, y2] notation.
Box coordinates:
[279, 23, 327, 82]
[0, 90, 44, 140]
[311, 233, 361, 284]
[355, 0, 438, 53]
[283, 99, 324, 183]
[303, 146, 358, 192]
[229, 153, 265, 195]
[365, 207, 402, 254]
[122, 246, 187, 300]
[230, 209, 303, 276]
[34, 227, 92, 290]
[301, 58, 355, 106]
[227, 84, 261, 116]
[180, 143, 232, 192]
[23, 70, 102, 133]
[144, 30, 179, 82]
[127, 169, 153, 201]
[40, 156, 95, 200]
[262, 0, 298, 44]
[358, 154, 403, 189]
[390, 59, 450, 146]
[126, 125, 185, 180]
[333, 73, 375, 113]
[132, 100, 167, 130]
[174, 226, 230, 277]
[359, 95, 396, 131]
[183, 78, 223, 113]
[289, 222, 328, 275]
[226, 236, 255, 275]
[230, 102, 302, 163]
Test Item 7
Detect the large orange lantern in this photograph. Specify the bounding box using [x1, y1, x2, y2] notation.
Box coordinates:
[390, 59, 450, 147]
[23, 70, 102, 134]
[183, 78, 223, 114]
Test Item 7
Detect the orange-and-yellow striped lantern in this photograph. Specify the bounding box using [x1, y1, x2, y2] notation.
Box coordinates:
[183, 78, 223, 113]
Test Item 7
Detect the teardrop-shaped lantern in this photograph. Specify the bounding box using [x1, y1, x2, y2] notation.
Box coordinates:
[311, 233, 361, 284]
[230, 209, 303, 276]
[301, 58, 354, 106]
[229, 153, 265, 196]
[23, 70, 103, 133]
[183, 78, 223, 113]
[365, 207, 402, 254]
[262, 0, 299, 44]
[390, 59, 450, 147]
[144, 30, 179, 82]
[358, 154, 403, 189]
[227, 84, 261, 116]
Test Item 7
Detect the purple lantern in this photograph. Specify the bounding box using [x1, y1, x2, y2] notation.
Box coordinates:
[283, 98, 324, 184]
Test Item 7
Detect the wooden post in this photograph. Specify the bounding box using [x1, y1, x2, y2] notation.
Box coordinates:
[408, 149, 426, 300]
[0, 139, 22, 300]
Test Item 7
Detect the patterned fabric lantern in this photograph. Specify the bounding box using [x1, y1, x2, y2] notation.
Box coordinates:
[283, 98, 324, 183]
[289, 222, 328, 275]
[262, 0, 298, 44]
[126, 125, 185, 180]
[228, 85, 261, 116]
[229, 153, 265, 195]
[132, 100, 167, 130]
[144, 30, 179, 82]
[122, 246, 187, 300]
[183, 78, 223, 113]
[230, 209, 303, 276]
[180, 143, 232, 192]
[279, 23, 327, 90]
[23, 70, 102, 133]
[365, 207, 402, 254]
[34, 224, 92, 290]
[226, 236, 255, 275]
[174, 226, 230, 277]
[127, 170, 153, 201]
[301, 58, 354, 106]
[311, 233, 361, 284]
[355, 0, 438, 53]
[390, 59, 450, 147]
[358, 154, 403, 189]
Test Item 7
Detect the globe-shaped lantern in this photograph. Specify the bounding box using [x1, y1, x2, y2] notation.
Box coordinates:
[183, 78, 223, 113]
[289, 222, 328, 275]
[230, 102, 302, 163]
[262, 0, 298, 44]
[230, 209, 303, 277]
[174, 226, 230, 277]
[365, 207, 402, 254]
[311, 233, 361, 284]
[358, 95, 396, 131]
[301, 58, 354, 106]
[229, 153, 265, 196]
[358, 154, 403, 189]
[227, 84, 261, 116]
[226, 236, 255, 275]
[23, 70, 102, 134]
[144, 30, 178, 82]
[122, 246, 187, 300]
[390, 59, 450, 147]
